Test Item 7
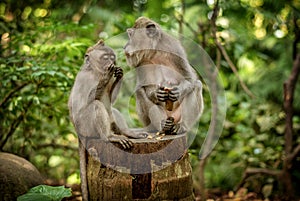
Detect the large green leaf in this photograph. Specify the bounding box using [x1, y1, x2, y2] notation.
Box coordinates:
[17, 185, 72, 201]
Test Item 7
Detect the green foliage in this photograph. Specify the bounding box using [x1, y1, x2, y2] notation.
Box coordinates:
[0, 8, 95, 180]
[1, 0, 299, 198]
[17, 185, 72, 201]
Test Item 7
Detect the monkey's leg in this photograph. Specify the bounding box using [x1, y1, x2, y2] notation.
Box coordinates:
[93, 101, 134, 149]
[162, 80, 203, 134]
[110, 67, 123, 103]
[148, 104, 168, 131]
[179, 84, 203, 132]
[136, 87, 168, 132]
[112, 108, 148, 139]
[75, 104, 103, 201]
[137, 86, 181, 134]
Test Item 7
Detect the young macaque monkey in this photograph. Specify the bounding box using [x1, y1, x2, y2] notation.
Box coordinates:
[124, 17, 204, 135]
[68, 40, 146, 201]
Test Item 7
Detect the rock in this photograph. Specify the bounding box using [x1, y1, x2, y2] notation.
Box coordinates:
[0, 152, 44, 201]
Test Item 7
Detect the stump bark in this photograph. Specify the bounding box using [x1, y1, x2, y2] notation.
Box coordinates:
[86, 134, 195, 201]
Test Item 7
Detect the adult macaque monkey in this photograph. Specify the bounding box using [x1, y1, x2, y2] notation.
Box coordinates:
[124, 17, 204, 134]
[68, 40, 146, 201]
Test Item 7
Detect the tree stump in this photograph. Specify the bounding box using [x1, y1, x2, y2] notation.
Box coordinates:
[86, 134, 195, 201]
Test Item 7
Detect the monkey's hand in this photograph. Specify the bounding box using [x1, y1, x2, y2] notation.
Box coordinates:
[87, 147, 98, 158]
[168, 86, 180, 102]
[107, 63, 115, 75]
[114, 66, 123, 80]
[109, 135, 133, 149]
[156, 86, 169, 102]
[157, 86, 180, 102]
[101, 63, 115, 84]
[160, 117, 179, 135]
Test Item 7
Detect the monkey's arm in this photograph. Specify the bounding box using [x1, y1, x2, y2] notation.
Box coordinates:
[163, 80, 202, 103]
[90, 101, 133, 149]
[111, 109, 148, 139]
[94, 64, 114, 101]
[144, 85, 161, 104]
[110, 67, 123, 103]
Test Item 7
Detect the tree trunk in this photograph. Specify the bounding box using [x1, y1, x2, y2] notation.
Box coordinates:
[86, 134, 195, 201]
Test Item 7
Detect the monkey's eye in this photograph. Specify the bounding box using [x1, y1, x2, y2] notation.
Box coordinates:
[103, 55, 109, 60]
[110, 55, 115, 60]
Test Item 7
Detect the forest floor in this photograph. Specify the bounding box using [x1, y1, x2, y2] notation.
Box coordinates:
[59, 182, 291, 201]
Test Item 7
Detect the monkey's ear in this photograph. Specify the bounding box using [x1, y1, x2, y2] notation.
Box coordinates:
[84, 54, 90, 64]
[127, 28, 134, 38]
[146, 24, 158, 38]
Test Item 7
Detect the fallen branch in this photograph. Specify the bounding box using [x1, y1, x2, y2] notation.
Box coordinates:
[235, 167, 280, 190]
[243, 167, 280, 177]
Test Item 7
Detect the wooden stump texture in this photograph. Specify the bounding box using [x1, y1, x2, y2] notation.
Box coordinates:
[86, 134, 195, 201]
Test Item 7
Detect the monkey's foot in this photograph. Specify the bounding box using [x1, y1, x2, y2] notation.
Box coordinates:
[88, 147, 98, 158]
[109, 135, 133, 149]
[131, 132, 148, 139]
[123, 128, 148, 139]
[160, 117, 180, 135]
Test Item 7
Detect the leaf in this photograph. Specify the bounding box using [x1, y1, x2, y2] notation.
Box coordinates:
[17, 194, 52, 201]
[17, 185, 72, 201]
[31, 71, 45, 78]
[46, 71, 56, 76]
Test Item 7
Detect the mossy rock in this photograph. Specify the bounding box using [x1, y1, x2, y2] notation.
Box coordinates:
[0, 152, 44, 201]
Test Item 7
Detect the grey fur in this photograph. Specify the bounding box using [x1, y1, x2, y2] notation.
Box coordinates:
[124, 17, 204, 134]
[69, 40, 146, 201]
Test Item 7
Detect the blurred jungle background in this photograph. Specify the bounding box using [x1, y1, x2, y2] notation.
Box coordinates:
[1, 0, 300, 200]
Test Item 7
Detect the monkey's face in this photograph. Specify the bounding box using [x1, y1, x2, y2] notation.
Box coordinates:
[124, 19, 161, 67]
[86, 48, 116, 74]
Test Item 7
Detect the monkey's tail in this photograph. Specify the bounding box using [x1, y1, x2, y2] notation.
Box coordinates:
[79, 139, 89, 201]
